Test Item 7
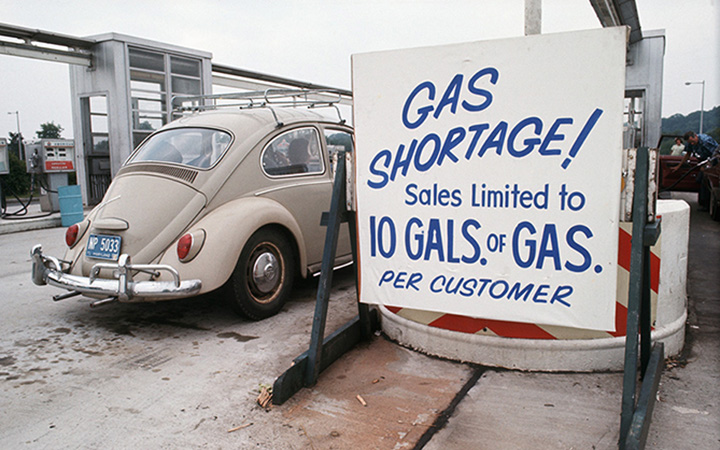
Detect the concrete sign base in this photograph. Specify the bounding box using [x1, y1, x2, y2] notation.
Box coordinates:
[380, 200, 688, 371]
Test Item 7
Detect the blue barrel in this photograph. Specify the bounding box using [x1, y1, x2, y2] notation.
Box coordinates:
[57, 185, 84, 227]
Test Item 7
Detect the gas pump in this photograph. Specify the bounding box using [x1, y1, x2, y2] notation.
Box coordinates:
[25, 139, 76, 212]
[0, 138, 9, 211]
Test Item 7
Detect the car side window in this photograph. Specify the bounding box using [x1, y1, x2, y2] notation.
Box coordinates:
[324, 129, 353, 179]
[262, 128, 324, 176]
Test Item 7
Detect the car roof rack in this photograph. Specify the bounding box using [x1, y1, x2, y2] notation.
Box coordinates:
[172, 88, 350, 126]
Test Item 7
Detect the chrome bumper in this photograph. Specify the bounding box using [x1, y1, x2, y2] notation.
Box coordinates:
[31, 245, 202, 302]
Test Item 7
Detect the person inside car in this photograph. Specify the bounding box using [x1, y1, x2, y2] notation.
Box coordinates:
[287, 138, 310, 173]
[670, 136, 685, 156]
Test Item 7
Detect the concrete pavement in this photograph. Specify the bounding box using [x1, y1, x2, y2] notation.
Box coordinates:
[1, 192, 718, 449]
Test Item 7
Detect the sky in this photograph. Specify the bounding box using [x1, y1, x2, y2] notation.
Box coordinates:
[0, 0, 718, 140]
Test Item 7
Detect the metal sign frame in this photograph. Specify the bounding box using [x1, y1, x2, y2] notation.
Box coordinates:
[272, 147, 664, 450]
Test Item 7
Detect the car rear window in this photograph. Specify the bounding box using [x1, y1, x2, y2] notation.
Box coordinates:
[130, 128, 232, 169]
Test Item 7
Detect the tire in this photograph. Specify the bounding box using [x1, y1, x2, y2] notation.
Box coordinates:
[710, 188, 720, 222]
[227, 229, 295, 320]
[698, 178, 711, 209]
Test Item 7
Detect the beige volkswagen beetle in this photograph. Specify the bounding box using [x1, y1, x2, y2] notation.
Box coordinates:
[32, 90, 353, 320]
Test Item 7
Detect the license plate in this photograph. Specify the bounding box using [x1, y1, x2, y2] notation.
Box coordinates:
[86, 234, 122, 261]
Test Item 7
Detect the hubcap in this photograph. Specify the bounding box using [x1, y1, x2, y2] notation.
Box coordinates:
[251, 250, 280, 294]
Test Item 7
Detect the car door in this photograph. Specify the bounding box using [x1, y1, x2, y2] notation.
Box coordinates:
[259, 126, 352, 269]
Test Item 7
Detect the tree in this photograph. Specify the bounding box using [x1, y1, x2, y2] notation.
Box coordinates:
[5, 152, 32, 196]
[138, 120, 155, 130]
[4, 132, 32, 196]
[7, 131, 22, 159]
[36, 121, 64, 139]
[663, 105, 720, 136]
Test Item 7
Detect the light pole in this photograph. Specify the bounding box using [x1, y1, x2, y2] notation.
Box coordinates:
[7, 111, 23, 160]
[685, 80, 705, 134]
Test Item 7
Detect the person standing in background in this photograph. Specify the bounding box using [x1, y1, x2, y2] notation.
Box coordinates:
[670, 136, 685, 156]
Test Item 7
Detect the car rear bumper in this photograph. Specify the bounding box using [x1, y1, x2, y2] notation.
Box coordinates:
[31, 244, 202, 302]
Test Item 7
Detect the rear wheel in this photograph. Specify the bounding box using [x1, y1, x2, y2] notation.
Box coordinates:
[228, 229, 295, 320]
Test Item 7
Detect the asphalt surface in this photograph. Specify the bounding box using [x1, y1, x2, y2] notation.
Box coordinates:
[1, 193, 718, 449]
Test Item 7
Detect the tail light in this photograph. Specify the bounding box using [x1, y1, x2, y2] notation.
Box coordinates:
[65, 224, 79, 247]
[177, 229, 206, 262]
[65, 220, 90, 249]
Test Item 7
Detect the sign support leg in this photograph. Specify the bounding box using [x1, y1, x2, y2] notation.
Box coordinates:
[305, 151, 348, 387]
[619, 146, 664, 449]
[273, 151, 377, 405]
[348, 208, 373, 340]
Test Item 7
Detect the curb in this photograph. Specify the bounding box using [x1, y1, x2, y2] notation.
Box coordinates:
[0, 214, 62, 235]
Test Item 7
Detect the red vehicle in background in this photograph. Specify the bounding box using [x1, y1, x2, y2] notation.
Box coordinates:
[657, 134, 720, 220]
[658, 153, 701, 192]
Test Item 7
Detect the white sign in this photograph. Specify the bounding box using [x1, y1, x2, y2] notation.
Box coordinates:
[352, 28, 627, 331]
